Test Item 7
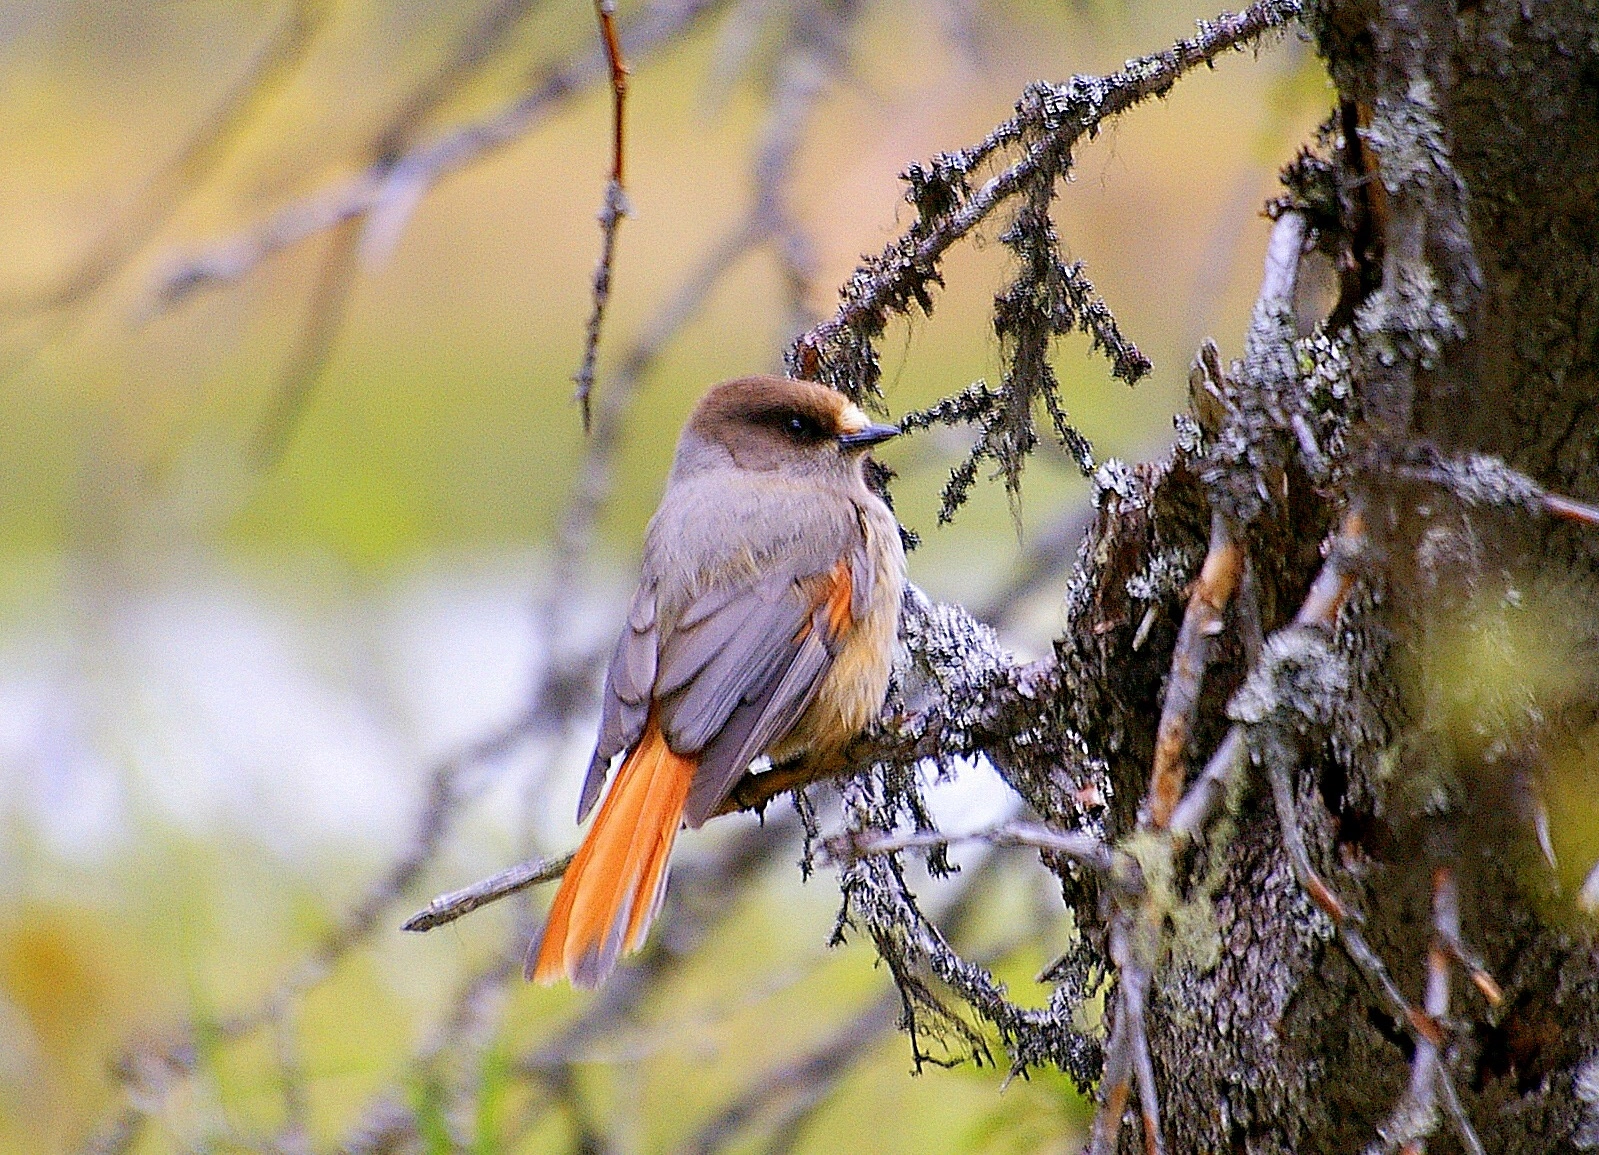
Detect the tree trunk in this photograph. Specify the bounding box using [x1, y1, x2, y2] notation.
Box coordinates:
[1092, 0, 1599, 1148]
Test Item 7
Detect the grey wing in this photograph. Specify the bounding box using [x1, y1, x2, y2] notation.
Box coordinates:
[657, 564, 854, 829]
[576, 578, 658, 821]
[680, 606, 836, 827]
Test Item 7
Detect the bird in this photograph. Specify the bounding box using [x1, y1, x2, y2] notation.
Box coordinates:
[528, 375, 906, 988]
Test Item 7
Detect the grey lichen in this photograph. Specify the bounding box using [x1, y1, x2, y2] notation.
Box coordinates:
[895, 586, 1019, 751]
[1576, 1055, 1599, 1149]
[1354, 261, 1463, 374]
[1229, 627, 1350, 735]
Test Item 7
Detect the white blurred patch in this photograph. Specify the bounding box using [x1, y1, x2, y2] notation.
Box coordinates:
[0, 551, 611, 866]
[922, 753, 1020, 837]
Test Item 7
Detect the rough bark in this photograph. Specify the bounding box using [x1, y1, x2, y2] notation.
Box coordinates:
[1115, 0, 1599, 1147]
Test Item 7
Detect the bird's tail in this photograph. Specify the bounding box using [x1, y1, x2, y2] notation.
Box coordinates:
[528, 717, 695, 988]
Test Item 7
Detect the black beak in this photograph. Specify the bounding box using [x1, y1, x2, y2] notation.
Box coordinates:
[837, 422, 900, 449]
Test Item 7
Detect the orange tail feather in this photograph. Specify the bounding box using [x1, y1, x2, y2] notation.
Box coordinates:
[529, 718, 694, 988]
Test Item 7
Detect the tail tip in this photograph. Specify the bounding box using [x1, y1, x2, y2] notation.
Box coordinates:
[524, 934, 613, 990]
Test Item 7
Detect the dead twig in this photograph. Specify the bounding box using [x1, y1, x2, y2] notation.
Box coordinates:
[573, 0, 632, 429]
[1148, 510, 1243, 828]
[402, 852, 574, 932]
[1370, 868, 1486, 1155]
[1086, 902, 1163, 1155]
[249, 218, 363, 467]
[1396, 450, 1599, 529]
[821, 820, 1116, 876]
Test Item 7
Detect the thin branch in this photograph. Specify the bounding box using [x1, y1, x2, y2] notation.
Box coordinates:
[1370, 868, 1485, 1155]
[1168, 726, 1248, 840]
[821, 820, 1116, 877]
[573, 0, 633, 429]
[1087, 912, 1138, 1155]
[250, 218, 363, 467]
[74, 1109, 145, 1155]
[1147, 510, 1242, 828]
[372, 0, 551, 162]
[402, 852, 574, 932]
[1429, 871, 1485, 1155]
[1264, 731, 1439, 1044]
[1126, 953, 1167, 1155]
[1434, 1048, 1487, 1155]
[1396, 450, 1599, 529]
[266, 1001, 311, 1155]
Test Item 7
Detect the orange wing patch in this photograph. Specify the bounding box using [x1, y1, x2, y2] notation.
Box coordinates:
[794, 559, 854, 644]
[823, 559, 854, 637]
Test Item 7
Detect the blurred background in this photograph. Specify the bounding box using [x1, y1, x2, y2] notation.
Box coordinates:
[0, 1, 1331, 1151]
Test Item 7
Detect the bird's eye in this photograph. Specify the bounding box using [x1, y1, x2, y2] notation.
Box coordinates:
[757, 406, 827, 442]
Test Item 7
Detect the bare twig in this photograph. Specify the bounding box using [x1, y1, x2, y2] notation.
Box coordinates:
[1083, 841, 1166, 1155]
[1435, 1054, 1487, 1155]
[402, 851, 574, 932]
[1265, 728, 1439, 1030]
[1126, 948, 1167, 1155]
[250, 218, 362, 466]
[1159, 209, 1319, 842]
[1435, 886, 1502, 1009]
[73, 1109, 144, 1155]
[1541, 492, 1599, 527]
[822, 820, 1116, 876]
[1396, 451, 1599, 529]
[1370, 868, 1485, 1155]
[1148, 510, 1243, 828]
[267, 1001, 312, 1155]
[1428, 871, 1485, 1155]
[373, 0, 551, 162]
[573, 0, 632, 428]
[1168, 725, 1249, 840]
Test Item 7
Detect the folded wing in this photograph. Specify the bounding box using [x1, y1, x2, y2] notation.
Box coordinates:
[577, 519, 870, 829]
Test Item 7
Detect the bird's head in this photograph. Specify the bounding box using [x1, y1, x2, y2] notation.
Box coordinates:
[676, 375, 899, 483]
